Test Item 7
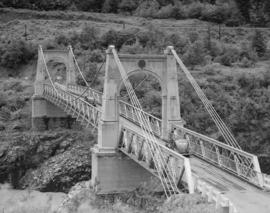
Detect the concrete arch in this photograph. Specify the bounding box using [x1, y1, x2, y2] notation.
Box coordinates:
[117, 68, 162, 96]
[34, 47, 76, 96]
[99, 46, 183, 150]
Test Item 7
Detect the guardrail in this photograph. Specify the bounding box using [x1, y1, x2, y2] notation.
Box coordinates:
[119, 100, 162, 136]
[263, 174, 270, 190]
[172, 124, 264, 188]
[67, 84, 103, 105]
[43, 84, 101, 128]
[119, 127, 194, 194]
[46, 83, 269, 190]
[194, 177, 238, 213]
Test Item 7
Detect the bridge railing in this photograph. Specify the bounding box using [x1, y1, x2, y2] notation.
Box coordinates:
[172, 124, 264, 188]
[119, 126, 194, 193]
[67, 84, 103, 105]
[263, 174, 270, 190]
[43, 84, 101, 128]
[119, 100, 162, 136]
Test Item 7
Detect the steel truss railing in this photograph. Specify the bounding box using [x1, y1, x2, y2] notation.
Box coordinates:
[49, 83, 269, 189]
[172, 124, 264, 188]
[119, 127, 194, 193]
[67, 84, 163, 136]
[67, 84, 103, 105]
[43, 84, 101, 128]
[119, 100, 162, 136]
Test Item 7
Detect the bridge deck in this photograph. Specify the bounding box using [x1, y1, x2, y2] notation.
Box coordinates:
[191, 157, 270, 213]
[52, 85, 270, 212]
[120, 116, 270, 213]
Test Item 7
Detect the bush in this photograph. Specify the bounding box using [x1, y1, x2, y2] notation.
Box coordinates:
[118, 0, 138, 13]
[76, 62, 97, 86]
[89, 49, 104, 63]
[252, 30, 267, 57]
[170, 2, 187, 19]
[185, 2, 204, 19]
[135, 0, 160, 18]
[55, 26, 101, 50]
[156, 4, 174, 19]
[0, 40, 36, 70]
[120, 42, 145, 54]
[183, 41, 206, 67]
[201, 3, 230, 23]
[214, 45, 240, 66]
[101, 29, 135, 50]
[165, 33, 189, 55]
[188, 31, 199, 43]
[79, 26, 101, 50]
[239, 57, 253, 68]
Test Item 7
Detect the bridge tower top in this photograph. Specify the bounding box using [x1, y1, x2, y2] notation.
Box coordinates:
[34, 45, 76, 96]
[99, 45, 183, 149]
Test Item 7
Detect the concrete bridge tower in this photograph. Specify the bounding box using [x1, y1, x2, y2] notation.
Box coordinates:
[32, 46, 76, 130]
[92, 46, 183, 193]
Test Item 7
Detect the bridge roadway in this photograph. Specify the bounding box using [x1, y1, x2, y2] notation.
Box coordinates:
[120, 116, 270, 213]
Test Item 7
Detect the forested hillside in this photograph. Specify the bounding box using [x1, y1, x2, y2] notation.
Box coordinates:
[1, 0, 270, 26]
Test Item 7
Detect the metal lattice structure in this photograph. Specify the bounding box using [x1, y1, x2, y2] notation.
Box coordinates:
[34, 45, 270, 213]
[43, 84, 101, 128]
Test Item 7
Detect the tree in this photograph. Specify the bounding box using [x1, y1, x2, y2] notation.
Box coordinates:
[252, 30, 267, 57]
[235, 0, 251, 22]
[102, 0, 119, 13]
[118, 0, 138, 13]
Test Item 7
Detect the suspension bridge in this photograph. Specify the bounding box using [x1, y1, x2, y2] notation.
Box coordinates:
[31, 45, 270, 213]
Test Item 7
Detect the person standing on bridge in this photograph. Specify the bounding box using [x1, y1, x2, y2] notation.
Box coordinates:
[168, 128, 177, 150]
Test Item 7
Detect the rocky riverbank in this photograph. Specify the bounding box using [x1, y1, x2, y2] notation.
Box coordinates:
[0, 129, 96, 192]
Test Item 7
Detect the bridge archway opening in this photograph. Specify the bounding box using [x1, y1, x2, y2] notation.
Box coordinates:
[45, 59, 67, 85]
[118, 69, 162, 118]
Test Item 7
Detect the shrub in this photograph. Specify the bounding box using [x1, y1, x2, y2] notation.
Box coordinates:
[135, 25, 165, 51]
[89, 49, 104, 63]
[118, 0, 138, 13]
[239, 57, 253, 68]
[183, 41, 206, 67]
[214, 45, 240, 66]
[102, 0, 119, 13]
[156, 4, 174, 19]
[120, 42, 145, 54]
[35, 0, 73, 10]
[252, 30, 267, 57]
[101, 29, 135, 50]
[201, 3, 230, 23]
[185, 2, 204, 19]
[79, 26, 101, 50]
[204, 40, 223, 58]
[204, 64, 218, 75]
[135, 0, 160, 18]
[164, 33, 189, 55]
[0, 40, 36, 70]
[188, 31, 199, 43]
[171, 2, 187, 19]
[76, 62, 97, 86]
[136, 31, 151, 48]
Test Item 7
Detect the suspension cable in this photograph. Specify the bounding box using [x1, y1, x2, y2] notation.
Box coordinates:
[111, 46, 180, 196]
[69, 45, 89, 87]
[39, 45, 59, 94]
[67, 46, 105, 103]
[121, 73, 149, 100]
[169, 46, 241, 149]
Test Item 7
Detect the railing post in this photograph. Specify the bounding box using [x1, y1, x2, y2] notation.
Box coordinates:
[200, 140, 206, 158]
[234, 154, 241, 176]
[215, 145, 222, 167]
[184, 158, 194, 193]
[252, 156, 264, 187]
